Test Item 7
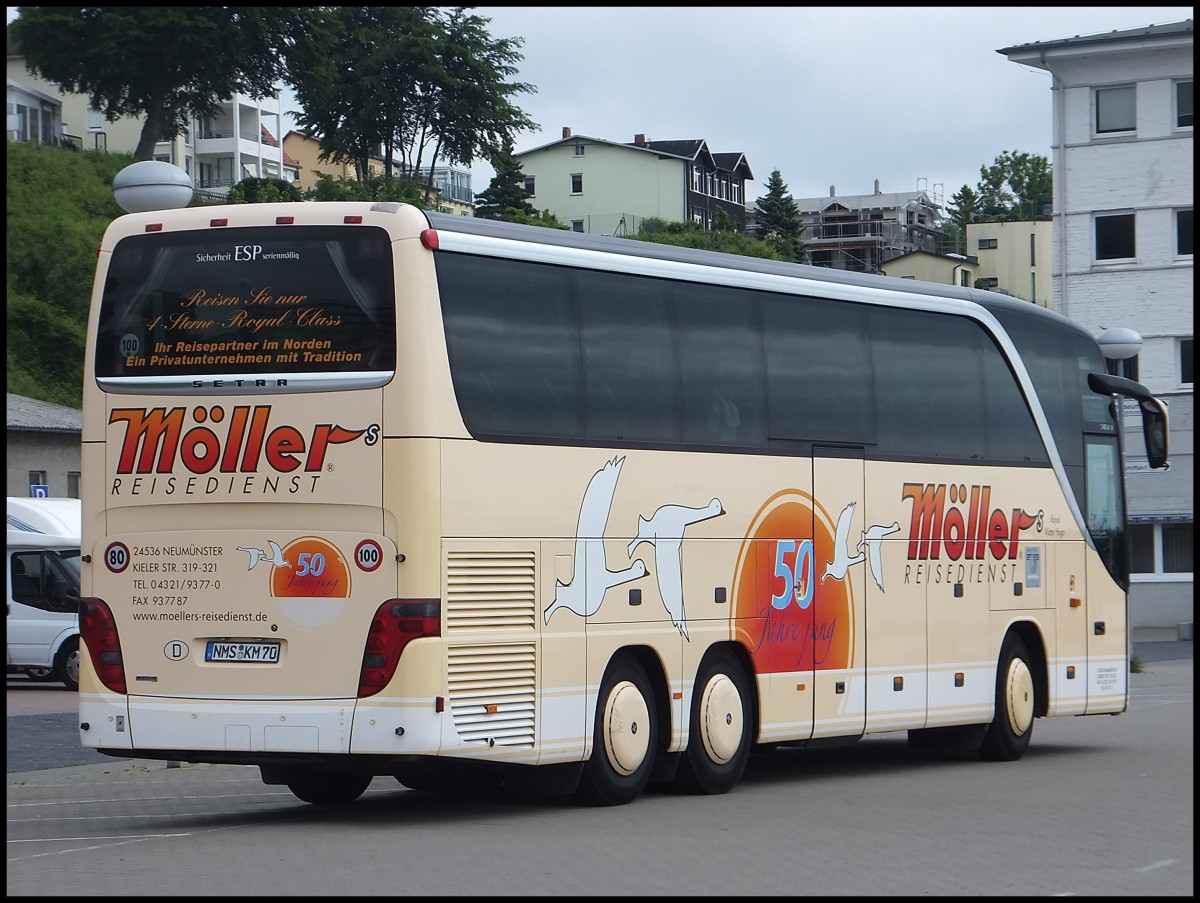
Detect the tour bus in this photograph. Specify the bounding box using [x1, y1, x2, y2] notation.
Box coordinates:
[78, 183, 1169, 806]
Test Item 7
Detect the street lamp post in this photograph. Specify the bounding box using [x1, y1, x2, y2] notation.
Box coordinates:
[1098, 326, 1143, 377]
[1097, 327, 1144, 451]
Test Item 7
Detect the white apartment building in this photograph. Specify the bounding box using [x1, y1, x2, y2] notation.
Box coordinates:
[1000, 19, 1193, 629]
[8, 24, 296, 195]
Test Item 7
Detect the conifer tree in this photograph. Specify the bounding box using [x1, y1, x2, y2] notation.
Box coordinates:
[473, 145, 536, 220]
[754, 169, 805, 263]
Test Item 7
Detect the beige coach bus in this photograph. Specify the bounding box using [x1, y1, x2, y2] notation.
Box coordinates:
[78, 185, 1168, 806]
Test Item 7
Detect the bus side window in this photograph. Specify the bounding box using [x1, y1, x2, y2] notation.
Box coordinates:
[675, 283, 765, 448]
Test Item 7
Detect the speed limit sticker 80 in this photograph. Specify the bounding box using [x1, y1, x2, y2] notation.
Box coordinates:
[105, 541, 131, 573]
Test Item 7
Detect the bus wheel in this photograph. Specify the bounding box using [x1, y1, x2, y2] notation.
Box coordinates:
[55, 638, 80, 691]
[284, 772, 372, 805]
[576, 656, 657, 806]
[980, 633, 1035, 762]
[674, 648, 752, 795]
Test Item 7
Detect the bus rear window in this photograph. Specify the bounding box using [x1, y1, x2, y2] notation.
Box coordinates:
[94, 226, 397, 392]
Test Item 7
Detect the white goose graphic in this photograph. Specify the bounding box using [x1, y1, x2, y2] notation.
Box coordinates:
[628, 498, 725, 640]
[236, 540, 290, 571]
[861, 521, 901, 591]
[544, 456, 647, 623]
[822, 501, 865, 582]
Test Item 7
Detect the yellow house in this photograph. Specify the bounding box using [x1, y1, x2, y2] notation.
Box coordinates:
[879, 250, 977, 288]
[282, 130, 385, 192]
[281, 130, 474, 216]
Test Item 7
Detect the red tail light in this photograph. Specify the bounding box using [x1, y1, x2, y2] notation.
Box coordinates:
[80, 598, 127, 694]
[358, 599, 440, 697]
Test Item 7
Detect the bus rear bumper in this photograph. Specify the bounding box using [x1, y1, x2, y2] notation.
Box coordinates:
[83, 695, 359, 755]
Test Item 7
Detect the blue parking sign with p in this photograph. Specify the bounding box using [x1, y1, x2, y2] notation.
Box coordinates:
[31, 485, 49, 498]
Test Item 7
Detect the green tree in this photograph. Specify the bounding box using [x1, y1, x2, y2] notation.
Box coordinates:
[976, 150, 1052, 220]
[754, 170, 805, 262]
[410, 8, 537, 201]
[943, 184, 982, 254]
[473, 144, 536, 220]
[501, 208, 571, 230]
[630, 218, 783, 260]
[12, 7, 299, 161]
[287, 7, 431, 182]
[710, 206, 737, 233]
[286, 6, 536, 198]
[227, 177, 304, 204]
[302, 172, 426, 205]
[6, 141, 131, 407]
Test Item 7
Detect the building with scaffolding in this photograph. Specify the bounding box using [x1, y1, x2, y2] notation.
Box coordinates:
[792, 180, 946, 273]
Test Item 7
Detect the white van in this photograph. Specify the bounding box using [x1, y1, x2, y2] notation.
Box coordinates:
[6, 497, 82, 690]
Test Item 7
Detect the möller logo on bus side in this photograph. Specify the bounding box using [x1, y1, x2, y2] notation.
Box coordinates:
[109, 405, 379, 475]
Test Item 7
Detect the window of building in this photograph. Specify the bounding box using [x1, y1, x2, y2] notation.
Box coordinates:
[1181, 338, 1194, 384]
[1095, 85, 1136, 134]
[1178, 209, 1193, 256]
[570, 173, 583, 194]
[574, 144, 585, 156]
[691, 167, 703, 192]
[28, 470, 46, 493]
[978, 238, 998, 250]
[523, 176, 535, 196]
[1095, 213, 1135, 260]
[975, 277, 999, 289]
[1131, 522, 1194, 575]
[571, 220, 584, 233]
[67, 472, 81, 499]
[1029, 233, 1036, 266]
[1177, 80, 1193, 128]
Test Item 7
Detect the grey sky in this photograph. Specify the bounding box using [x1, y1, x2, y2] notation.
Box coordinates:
[9, 6, 1192, 210]
[466, 6, 1193, 207]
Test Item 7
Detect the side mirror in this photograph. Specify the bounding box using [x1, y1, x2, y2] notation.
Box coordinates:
[1137, 396, 1169, 470]
[1087, 372, 1170, 469]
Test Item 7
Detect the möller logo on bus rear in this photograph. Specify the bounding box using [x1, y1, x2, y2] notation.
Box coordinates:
[107, 404, 379, 497]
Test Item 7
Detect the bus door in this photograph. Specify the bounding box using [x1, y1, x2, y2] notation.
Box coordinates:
[925, 480, 992, 729]
[864, 462, 926, 734]
[1082, 434, 1126, 713]
[812, 449, 866, 740]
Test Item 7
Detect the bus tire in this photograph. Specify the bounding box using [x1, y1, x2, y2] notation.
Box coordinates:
[55, 638, 80, 691]
[576, 656, 657, 806]
[674, 648, 752, 795]
[980, 633, 1035, 762]
[284, 772, 372, 805]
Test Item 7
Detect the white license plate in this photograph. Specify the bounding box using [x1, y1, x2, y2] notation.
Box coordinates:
[205, 641, 280, 663]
